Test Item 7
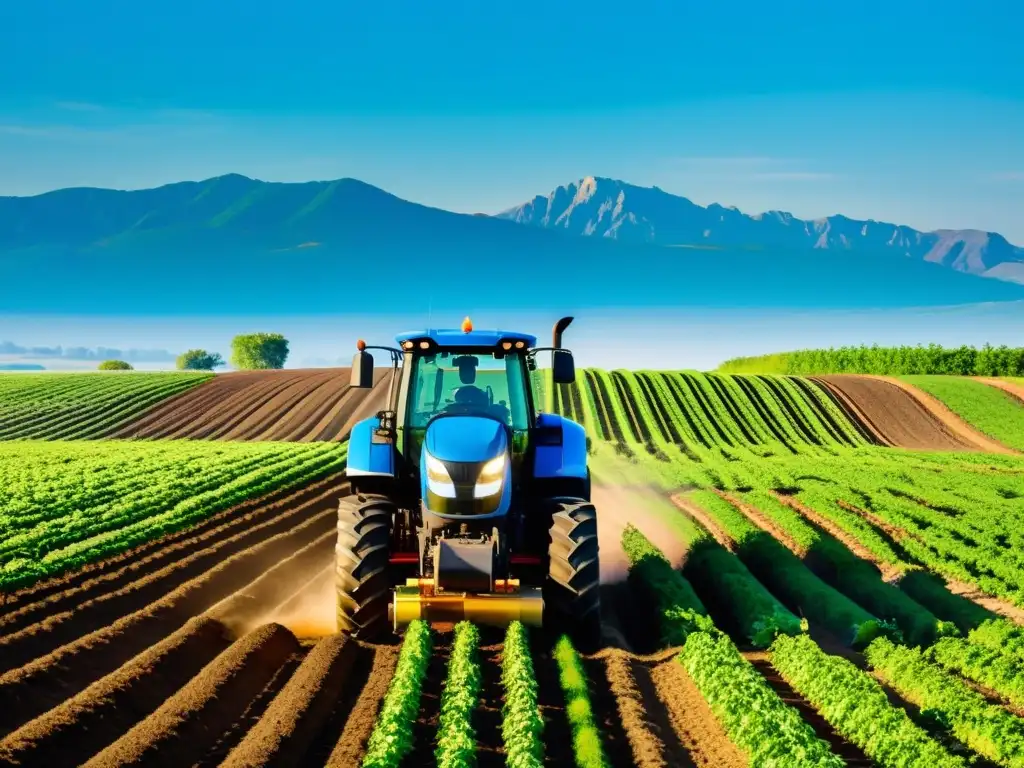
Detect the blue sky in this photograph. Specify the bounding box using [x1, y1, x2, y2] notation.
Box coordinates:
[1, 0, 1023, 240]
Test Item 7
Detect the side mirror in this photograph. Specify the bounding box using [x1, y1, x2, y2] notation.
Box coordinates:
[552, 348, 575, 384]
[351, 351, 374, 388]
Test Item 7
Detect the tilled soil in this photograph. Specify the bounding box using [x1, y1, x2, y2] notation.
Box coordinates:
[0, 474, 894, 767]
[111, 368, 393, 441]
[811, 374, 1005, 452]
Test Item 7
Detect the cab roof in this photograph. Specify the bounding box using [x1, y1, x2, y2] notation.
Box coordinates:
[395, 328, 538, 348]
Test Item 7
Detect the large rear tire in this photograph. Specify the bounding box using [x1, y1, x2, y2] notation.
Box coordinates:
[545, 498, 601, 648]
[336, 492, 394, 640]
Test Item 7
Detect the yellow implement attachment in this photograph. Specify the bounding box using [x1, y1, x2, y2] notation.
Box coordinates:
[392, 578, 543, 629]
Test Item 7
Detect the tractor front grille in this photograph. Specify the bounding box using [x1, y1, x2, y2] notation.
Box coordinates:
[442, 460, 482, 487]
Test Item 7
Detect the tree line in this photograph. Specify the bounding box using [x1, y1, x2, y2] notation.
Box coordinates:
[716, 344, 1024, 376]
[98, 333, 289, 372]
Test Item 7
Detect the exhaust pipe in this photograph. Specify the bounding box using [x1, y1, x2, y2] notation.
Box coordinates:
[552, 316, 574, 349]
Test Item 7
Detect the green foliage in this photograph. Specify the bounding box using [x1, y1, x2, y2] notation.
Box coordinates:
[717, 344, 1024, 375]
[899, 376, 1024, 450]
[680, 631, 844, 768]
[743, 489, 951, 646]
[362, 620, 432, 768]
[967, 618, 1024, 662]
[435, 621, 482, 768]
[684, 538, 803, 648]
[97, 359, 133, 370]
[176, 349, 225, 371]
[0, 440, 347, 591]
[689, 490, 896, 648]
[770, 634, 966, 768]
[928, 636, 1024, 710]
[866, 636, 1024, 767]
[0, 372, 212, 440]
[553, 635, 611, 768]
[621, 524, 713, 646]
[230, 332, 289, 369]
[501, 622, 544, 768]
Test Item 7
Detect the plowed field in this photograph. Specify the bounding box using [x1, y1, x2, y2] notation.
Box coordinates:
[113, 369, 393, 441]
[811, 374, 1011, 452]
[0, 479, 766, 768]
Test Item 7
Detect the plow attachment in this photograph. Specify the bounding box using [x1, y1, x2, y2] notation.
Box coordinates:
[391, 578, 543, 630]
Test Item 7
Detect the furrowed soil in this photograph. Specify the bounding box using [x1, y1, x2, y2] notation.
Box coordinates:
[0, 464, 927, 766]
[111, 368, 393, 441]
[811, 374, 1009, 452]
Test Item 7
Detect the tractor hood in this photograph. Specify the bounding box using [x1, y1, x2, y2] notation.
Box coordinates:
[424, 415, 507, 462]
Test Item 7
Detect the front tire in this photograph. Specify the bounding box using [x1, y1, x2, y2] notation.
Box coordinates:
[545, 498, 601, 648]
[336, 492, 394, 640]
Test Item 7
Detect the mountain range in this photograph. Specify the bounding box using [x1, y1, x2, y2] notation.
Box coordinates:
[499, 177, 1024, 283]
[2, 173, 1023, 315]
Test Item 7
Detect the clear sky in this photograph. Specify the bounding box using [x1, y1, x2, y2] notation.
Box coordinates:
[1, 0, 1023, 240]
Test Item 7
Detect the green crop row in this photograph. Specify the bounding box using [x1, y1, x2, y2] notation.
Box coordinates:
[362, 620, 432, 768]
[686, 489, 895, 648]
[865, 637, 1024, 767]
[967, 618, 1024, 661]
[770, 634, 966, 768]
[898, 376, 1024, 451]
[927, 636, 1024, 711]
[716, 344, 1024, 376]
[435, 621, 482, 768]
[554, 635, 611, 768]
[500, 621, 544, 768]
[0, 372, 211, 440]
[0, 440, 347, 591]
[622, 525, 844, 767]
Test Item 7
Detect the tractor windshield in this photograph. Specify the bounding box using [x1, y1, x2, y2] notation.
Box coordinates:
[406, 350, 530, 430]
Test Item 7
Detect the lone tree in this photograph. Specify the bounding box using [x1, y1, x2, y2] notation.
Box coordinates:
[230, 333, 289, 370]
[98, 360, 133, 370]
[176, 349, 225, 371]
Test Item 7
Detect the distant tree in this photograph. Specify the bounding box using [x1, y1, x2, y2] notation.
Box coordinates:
[98, 360, 133, 371]
[230, 333, 289, 370]
[176, 349, 225, 371]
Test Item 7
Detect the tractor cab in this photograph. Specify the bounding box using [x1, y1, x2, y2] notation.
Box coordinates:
[338, 317, 598, 647]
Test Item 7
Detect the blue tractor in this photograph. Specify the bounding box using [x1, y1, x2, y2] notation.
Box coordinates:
[338, 316, 600, 645]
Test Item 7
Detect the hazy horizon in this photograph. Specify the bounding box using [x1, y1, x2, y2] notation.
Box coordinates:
[5, 302, 1024, 372]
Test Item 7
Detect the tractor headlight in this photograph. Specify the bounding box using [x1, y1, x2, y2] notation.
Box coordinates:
[474, 453, 506, 498]
[425, 451, 456, 498]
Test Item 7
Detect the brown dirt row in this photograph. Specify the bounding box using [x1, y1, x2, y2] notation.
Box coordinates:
[111, 368, 392, 442]
[811, 374, 1011, 453]
[0, 477, 347, 637]
[220, 634, 361, 768]
[0, 616, 232, 766]
[323, 645, 400, 767]
[0, 502, 335, 676]
[0, 505, 335, 736]
[82, 622, 300, 768]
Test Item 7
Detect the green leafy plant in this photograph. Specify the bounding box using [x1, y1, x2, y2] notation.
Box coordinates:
[435, 621, 482, 767]
[501, 621, 544, 768]
[771, 634, 965, 768]
[554, 635, 611, 768]
[97, 359, 133, 370]
[230, 332, 289, 369]
[176, 349, 225, 371]
[866, 636, 1024, 767]
[362, 620, 432, 767]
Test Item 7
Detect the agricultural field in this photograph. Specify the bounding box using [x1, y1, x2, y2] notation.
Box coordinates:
[4, 366, 1024, 765]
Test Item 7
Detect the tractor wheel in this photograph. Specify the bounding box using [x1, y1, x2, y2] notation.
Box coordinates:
[336, 492, 394, 640]
[544, 497, 601, 648]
